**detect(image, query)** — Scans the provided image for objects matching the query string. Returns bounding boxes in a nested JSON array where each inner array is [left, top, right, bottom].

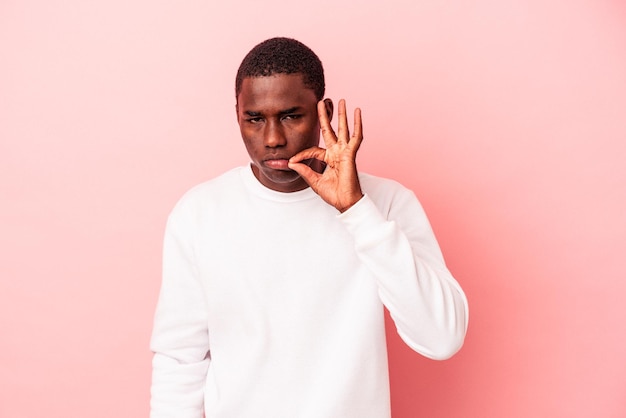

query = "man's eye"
[[247, 117, 263, 123], [282, 114, 300, 121]]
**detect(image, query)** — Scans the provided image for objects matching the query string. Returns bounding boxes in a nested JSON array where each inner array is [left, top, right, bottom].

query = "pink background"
[[2, 0, 625, 417]]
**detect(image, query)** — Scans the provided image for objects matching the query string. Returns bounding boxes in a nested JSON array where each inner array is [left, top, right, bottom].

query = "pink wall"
[[2, 0, 625, 417]]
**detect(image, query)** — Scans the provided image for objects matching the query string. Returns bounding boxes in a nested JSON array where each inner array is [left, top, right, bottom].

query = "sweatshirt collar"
[[240, 164, 318, 203]]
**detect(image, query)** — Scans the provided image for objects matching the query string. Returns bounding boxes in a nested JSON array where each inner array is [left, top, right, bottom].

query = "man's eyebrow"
[[243, 107, 303, 117], [278, 107, 302, 115]]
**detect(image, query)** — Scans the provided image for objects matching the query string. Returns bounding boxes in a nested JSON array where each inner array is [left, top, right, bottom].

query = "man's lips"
[[263, 158, 291, 170]]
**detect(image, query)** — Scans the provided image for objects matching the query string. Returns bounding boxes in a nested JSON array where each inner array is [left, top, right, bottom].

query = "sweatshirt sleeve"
[[150, 202, 210, 418], [338, 189, 468, 360]]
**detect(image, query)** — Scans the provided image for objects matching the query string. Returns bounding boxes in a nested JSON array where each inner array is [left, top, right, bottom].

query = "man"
[[150, 37, 468, 418]]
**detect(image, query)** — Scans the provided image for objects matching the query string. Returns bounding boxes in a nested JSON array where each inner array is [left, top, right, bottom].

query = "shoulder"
[[358, 172, 415, 201], [168, 167, 245, 221], [357, 172, 425, 219]]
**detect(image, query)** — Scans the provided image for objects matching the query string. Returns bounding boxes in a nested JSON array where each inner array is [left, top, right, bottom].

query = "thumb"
[[288, 161, 320, 187]]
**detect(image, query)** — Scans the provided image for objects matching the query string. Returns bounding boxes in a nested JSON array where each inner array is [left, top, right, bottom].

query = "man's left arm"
[[338, 186, 468, 360], [289, 98, 468, 359]]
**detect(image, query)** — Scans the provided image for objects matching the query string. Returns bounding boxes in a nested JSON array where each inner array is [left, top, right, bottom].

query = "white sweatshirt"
[[150, 165, 468, 418]]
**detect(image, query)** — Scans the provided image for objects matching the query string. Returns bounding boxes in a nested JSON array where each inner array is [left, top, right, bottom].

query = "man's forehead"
[[238, 73, 317, 106]]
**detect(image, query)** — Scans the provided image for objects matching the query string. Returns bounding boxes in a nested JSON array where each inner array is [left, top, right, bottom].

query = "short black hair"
[[235, 37, 325, 101]]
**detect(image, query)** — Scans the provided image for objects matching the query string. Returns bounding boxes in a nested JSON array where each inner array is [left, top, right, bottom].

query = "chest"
[[192, 197, 367, 316]]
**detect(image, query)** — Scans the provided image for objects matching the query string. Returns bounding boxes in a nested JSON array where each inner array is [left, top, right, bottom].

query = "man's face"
[[236, 73, 321, 193]]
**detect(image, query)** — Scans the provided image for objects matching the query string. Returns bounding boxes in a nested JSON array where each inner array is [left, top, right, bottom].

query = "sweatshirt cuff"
[[337, 194, 395, 249]]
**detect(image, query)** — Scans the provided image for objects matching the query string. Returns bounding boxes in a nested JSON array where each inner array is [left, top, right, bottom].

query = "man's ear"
[[323, 98, 333, 122]]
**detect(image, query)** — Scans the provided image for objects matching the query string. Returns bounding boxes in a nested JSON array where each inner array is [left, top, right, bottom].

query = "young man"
[[150, 37, 468, 418]]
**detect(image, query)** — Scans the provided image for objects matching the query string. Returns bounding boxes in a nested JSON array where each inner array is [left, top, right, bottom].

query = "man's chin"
[[265, 168, 300, 182]]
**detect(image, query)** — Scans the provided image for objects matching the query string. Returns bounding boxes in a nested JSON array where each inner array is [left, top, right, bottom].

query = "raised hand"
[[288, 99, 364, 213]]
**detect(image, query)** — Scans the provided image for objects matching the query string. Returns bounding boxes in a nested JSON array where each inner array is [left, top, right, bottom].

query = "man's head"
[[234, 37, 333, 193], [235, 37, 325, 103]]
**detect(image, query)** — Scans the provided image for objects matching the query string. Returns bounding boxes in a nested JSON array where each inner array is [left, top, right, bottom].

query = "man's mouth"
[[263, 158, 291, 170]]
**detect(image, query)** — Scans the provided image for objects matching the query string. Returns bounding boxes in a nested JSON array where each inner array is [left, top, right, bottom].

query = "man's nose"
[[264, 120, 286, 148]]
